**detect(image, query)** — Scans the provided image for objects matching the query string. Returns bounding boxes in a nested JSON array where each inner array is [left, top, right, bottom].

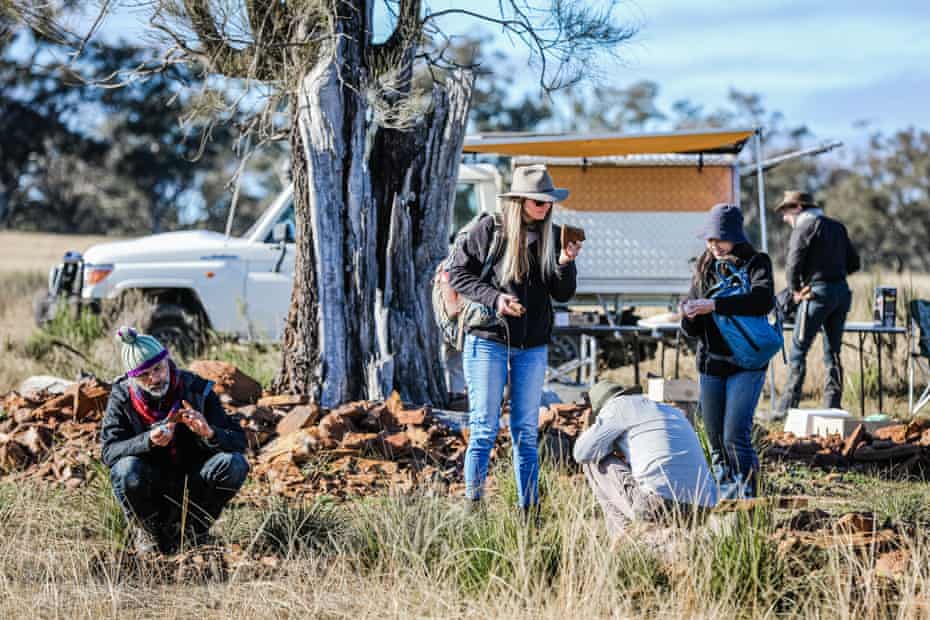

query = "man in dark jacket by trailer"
[[101, 326, 249, 554], [775, 191, 861, 417]]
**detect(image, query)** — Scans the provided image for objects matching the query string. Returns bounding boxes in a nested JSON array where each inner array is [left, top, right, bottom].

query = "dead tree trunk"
[[272, 17, 473, 407]]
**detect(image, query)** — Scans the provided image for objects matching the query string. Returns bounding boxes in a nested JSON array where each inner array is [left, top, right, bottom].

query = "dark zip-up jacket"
[[785, 213, 860, 291], [447, 215, 577, 349], [101, 369, 247, 471], [681, 248, 775, 377]]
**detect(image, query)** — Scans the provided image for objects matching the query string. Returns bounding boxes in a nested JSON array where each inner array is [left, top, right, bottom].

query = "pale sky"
[[617, 0, 929, 139], [422, 0, 930, 142], [65, 1, 930, 143]]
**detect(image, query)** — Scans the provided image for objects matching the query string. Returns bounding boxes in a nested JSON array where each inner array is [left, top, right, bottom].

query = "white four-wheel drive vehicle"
[[37, 164, 502, 352]]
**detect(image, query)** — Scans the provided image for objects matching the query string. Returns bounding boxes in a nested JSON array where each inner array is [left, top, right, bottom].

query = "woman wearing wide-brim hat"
[[447, 164, 583, 515], [680, 203, 775, 499]]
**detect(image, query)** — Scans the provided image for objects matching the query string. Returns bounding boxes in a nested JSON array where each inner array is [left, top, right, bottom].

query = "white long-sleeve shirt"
[[573, 395, 718, 508]]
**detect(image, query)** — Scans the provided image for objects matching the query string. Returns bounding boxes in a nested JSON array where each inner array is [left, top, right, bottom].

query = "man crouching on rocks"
[[101, 326, 249, 554]]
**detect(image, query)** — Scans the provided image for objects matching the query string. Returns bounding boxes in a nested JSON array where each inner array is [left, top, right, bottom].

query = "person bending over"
[[573, 381, 718, 539]]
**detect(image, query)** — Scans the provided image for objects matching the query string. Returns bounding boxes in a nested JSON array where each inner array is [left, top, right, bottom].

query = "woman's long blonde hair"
[[498, 197, 558, 286]]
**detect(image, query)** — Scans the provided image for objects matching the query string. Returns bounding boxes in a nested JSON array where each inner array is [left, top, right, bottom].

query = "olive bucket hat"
[[587, 380, 643, 417]]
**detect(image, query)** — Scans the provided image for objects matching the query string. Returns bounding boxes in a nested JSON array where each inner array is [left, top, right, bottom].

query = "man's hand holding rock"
[[178, 399, 215, 440]]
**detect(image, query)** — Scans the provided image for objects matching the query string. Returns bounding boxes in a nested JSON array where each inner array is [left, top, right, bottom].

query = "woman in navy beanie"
[[680, 204, 775, 499]]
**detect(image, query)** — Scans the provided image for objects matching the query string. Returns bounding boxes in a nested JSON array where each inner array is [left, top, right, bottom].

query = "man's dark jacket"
[[101, 370, 246, 471], [785, 213, 860, 291], [447, 216, 577, 349]]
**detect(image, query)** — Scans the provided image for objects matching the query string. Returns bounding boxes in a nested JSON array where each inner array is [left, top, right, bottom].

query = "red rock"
[[339, 432, 379, 451], [394, 407, 428, 426], [257, 394, 309, 408], [377, 432, 412, 458], [835, 513, 875, 534], [275, 405, 320, 437], [841, 424, 866, 459], [871, 424, 907, 443], [875, 549, 910, 578], [190, 360, 263, 404], [318, 412, 353, 443]]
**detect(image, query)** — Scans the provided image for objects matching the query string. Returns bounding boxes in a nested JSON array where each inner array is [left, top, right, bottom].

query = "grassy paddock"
[[0, 270, 280, 392], [0, 231, 122, 274], [0, 247, 929, 616], [0, 461, 929, 618]]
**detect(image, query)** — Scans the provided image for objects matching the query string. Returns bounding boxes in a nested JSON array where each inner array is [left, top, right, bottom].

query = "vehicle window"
[[264, 201, 295, 243], [452, 183, 480, 236], [243, 191, 289, 239]]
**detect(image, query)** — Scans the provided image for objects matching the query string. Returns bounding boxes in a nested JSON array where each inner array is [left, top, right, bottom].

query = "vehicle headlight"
[[84, 264, 114, 286]]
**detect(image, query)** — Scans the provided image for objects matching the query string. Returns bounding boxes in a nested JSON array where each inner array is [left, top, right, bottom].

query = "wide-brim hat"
[[698, 203, 749, 244], [775, 190, 818, 212], [498, 164, 569, 203]]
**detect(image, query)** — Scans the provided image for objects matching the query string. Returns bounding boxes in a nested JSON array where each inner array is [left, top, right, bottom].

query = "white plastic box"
[[648, 378, 699, 403], [783, 408, 850, 437], [810, 415, 894, 438]]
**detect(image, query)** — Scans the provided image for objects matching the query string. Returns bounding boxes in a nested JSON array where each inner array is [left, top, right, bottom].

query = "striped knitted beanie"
[[116, 326, 168, 377]]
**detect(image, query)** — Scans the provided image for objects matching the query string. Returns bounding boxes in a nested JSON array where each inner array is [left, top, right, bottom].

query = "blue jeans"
[[110, 452, 249, 536], [782, 281, 853, 409], [700, 370, 766, 499], [463, 334, 548, 507]]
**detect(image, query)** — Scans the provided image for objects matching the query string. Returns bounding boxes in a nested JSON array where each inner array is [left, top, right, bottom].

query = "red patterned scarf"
[[129, 360, 182, 426]]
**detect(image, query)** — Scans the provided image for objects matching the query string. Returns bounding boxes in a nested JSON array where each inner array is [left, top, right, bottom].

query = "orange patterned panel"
[[549, 165, 734, 212]]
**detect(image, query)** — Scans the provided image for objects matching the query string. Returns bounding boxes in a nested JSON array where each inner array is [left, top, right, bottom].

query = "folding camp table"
[[781, 321, 905, 415]]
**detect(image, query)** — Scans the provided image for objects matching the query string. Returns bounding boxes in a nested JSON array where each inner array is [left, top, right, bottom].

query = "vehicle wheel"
[[147, 304, 204, 357]]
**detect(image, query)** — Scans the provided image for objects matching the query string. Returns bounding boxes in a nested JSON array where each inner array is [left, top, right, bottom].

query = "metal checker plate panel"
[[553, 210, 704, 294]]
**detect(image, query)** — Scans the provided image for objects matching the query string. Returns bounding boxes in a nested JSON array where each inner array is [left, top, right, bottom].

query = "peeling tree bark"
[[149, 1, 475, 406], [270, 4, 473, 407]]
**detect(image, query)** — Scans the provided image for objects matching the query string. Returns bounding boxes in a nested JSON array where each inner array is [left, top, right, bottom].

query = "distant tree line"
[[0, 20, 284, 236], [1, 24, 926, 273]]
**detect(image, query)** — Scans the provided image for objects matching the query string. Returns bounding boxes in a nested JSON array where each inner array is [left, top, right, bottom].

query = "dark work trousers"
[[109, 452, 249, 545], [779, 281, 853, 411]]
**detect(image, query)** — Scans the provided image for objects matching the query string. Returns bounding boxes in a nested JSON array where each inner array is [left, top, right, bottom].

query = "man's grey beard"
[[132, 378, 170, 399]]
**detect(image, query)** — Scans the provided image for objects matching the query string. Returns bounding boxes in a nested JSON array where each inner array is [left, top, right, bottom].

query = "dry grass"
[[1, 464, 929, 619], [1, 235, 930, 617], [0, 231, 123, 389], [0, 231, 125, 274]]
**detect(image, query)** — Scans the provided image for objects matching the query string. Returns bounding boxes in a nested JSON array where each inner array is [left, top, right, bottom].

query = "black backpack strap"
[[479, 214, 504, 282]]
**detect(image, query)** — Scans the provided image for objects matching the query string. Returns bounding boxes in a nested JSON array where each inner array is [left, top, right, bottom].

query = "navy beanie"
[[699, 203, 749, 244]]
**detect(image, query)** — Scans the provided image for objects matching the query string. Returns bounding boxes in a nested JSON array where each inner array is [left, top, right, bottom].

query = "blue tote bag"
[[706, 259, 783, 369]]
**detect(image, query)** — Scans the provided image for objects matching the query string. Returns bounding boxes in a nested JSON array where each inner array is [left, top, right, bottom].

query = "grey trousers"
[[582, 456, 686, 540]]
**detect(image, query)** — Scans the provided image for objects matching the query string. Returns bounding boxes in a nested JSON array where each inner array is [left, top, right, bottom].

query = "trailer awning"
[[463, 128, 756, 157]]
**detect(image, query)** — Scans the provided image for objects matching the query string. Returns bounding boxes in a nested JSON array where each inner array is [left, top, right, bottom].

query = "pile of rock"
[[765, 419, 930, 470], [246, 392, 468, 499], [0, 360, 594, 499], [773, 509, 911, 578], [0, 377, 109, 487]]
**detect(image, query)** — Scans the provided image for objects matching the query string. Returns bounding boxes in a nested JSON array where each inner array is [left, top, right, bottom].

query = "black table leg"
[[633, 331, 641, 386], [858, 332, 865, 416], [876, 332, 884, 413]]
